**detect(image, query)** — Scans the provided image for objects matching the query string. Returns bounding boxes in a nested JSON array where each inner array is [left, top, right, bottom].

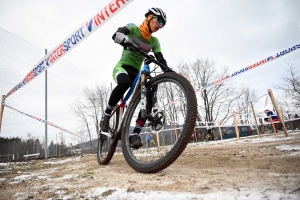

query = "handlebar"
[[121, 41, 170, 71]]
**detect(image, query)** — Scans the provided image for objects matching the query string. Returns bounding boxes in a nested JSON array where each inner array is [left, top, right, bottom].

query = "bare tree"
[[94, 84, 111, 129], [70, 100, 93, 148], [157, 82, 181, 123], [176, 57, 241, 125], [276, 95, 294, 112], [58, 131, 65, 146], [70, 84, 111, 148], [275, 63, 300, 109], [84, 85, 111, 141], [232, 86, 258, 124]]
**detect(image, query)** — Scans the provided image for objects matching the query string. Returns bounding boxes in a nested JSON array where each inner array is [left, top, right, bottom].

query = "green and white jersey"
[[115, 23, 161, 72]]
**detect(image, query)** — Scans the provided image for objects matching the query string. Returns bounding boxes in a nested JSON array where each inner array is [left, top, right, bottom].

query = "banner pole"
[[250, 101, 261, 137], [268, 89, 288, 137], [45, 49, 48, 159], [233, 112, 240, 140], [217, 121, 223, 142], [0, 95, 6, 133]]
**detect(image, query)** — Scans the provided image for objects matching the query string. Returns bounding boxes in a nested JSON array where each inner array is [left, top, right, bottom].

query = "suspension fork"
[[140, 64, 151, 118], [140, 73, 147, 118], [152, 85, 158, 112]]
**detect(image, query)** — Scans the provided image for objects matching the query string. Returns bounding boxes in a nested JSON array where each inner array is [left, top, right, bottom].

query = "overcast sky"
[[0, 0, 299, 142]]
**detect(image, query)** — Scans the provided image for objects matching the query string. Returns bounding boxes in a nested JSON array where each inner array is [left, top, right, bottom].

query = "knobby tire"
[[97, 109, 120, 165], [121, 72, 197, 173]]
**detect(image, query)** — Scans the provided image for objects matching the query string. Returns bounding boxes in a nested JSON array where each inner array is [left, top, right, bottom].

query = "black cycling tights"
[[108, 66, 138, 109], [107, 66, 156, 121]]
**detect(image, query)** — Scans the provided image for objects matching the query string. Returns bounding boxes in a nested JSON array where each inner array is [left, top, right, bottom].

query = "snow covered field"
[[1, 131, 300, 200]]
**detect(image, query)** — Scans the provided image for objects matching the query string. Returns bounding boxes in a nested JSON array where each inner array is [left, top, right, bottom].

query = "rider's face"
[[150, 16, 164, 32]]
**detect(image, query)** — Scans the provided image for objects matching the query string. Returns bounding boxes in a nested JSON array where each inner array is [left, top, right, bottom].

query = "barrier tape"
[[194, 125, 248, 128], [194, 117, 300, 128], [236, 93, 267, 114], [160, 43, 300, 109], [4, 104, 81, 138], [6, 0, 134, 98], [196, 43, 300, 92]]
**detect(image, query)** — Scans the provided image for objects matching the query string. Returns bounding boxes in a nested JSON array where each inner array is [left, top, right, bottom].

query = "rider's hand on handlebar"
[[114, 32, 128, 44], [144, 55, 155, 65]]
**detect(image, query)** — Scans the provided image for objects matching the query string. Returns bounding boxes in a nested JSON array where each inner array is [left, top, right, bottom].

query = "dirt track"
[[1, 132, 300, 199]]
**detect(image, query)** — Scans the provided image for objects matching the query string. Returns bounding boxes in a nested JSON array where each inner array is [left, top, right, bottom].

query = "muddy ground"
[[1, 132, 300, 199]]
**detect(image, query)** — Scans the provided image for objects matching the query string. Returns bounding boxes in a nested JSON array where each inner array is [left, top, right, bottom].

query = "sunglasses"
[[154, 16, 165, 27]]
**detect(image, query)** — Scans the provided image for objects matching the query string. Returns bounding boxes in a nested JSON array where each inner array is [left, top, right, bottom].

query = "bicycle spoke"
[[122, 73, 197, 173]]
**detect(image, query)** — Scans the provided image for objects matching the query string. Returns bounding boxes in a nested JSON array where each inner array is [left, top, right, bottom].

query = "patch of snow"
[[86, 187, 299, 200], [44, 157, 81, 165], [0, 178, 7, 183], [55, 174, 76, 180], [276, 145, 300, 151], [36, 175, 51, 181]]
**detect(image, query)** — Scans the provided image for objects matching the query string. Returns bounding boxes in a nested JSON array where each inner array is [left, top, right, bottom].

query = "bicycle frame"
[[105, 59, 153, 138]]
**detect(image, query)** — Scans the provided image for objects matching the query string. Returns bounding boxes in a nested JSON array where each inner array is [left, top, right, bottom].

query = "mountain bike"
[[97, 42, 197, 173]]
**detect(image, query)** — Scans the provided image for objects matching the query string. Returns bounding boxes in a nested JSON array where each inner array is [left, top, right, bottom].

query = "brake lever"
[[144, 55, 156, 65]]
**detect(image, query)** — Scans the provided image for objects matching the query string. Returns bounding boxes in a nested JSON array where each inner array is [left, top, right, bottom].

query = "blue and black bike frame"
[[109, 42, 164, 134], [111, 62, 151, 117]]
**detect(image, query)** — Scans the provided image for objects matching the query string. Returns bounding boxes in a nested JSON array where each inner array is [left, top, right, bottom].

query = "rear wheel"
[[284, 121, 293, 131], [260, 124, 270, 133], [97, 109, 120, 165], [121, 72, 197, 173]]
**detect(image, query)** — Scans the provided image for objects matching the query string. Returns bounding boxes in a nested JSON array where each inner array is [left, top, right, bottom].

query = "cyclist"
[[264, 109, 279, 132], [100, 8, 172, 149], [264, 109, 279, 122], [146, 133, 151, 145], [205, 126, 215, 141]]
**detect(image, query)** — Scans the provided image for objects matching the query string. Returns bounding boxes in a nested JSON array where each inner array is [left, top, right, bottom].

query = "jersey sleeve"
[[125, 23, 137, 36], [152, 37, 162, 53], [112, 26, 130, 40]]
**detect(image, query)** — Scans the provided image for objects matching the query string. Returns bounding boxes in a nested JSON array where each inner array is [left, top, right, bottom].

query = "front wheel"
[[283, 121, 293, 131], [121, 72, 197, 173], [97, 109, 120, 165]]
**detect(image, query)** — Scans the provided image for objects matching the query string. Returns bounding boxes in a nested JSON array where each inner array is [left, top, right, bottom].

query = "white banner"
[[6, 0, 134, 97]]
